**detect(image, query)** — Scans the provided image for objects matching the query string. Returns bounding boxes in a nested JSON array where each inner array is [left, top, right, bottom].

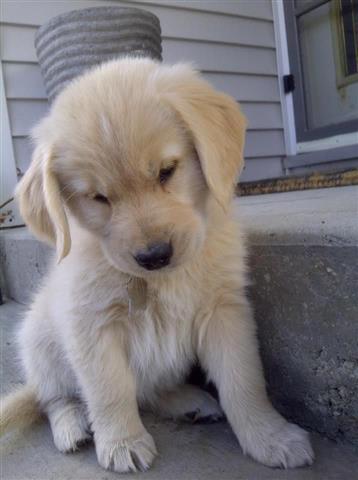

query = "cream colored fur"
[[1, 58, 313, 472]]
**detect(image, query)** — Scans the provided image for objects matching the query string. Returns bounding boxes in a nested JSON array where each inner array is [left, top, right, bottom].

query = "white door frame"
[[272, 0, 297, 157], [1, 60, 22, 227]]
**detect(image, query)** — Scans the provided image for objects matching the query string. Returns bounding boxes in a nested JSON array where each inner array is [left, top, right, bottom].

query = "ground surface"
[[1, 300, 358, 480]]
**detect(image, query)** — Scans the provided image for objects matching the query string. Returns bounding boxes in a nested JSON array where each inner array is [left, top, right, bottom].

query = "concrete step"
[[237, 186, 358, 447], [1, 186, 357, 448]]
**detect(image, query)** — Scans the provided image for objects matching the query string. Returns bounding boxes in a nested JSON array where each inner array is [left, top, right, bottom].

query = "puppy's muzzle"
[[134, 242, 173, 270]]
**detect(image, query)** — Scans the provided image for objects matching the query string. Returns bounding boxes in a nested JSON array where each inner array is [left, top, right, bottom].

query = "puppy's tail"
[[0, 385, 41, 436]]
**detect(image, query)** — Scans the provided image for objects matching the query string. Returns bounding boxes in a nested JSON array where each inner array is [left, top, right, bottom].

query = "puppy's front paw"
[[243, 421, 314, 469], [96, 430, 157, 473]]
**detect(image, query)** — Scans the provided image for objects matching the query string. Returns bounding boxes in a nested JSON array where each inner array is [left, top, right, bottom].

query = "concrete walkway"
[[1, 301, 358, 480]]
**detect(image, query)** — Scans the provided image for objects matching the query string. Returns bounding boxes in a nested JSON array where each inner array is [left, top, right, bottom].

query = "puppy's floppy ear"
[[15, 142, 71, 262], [163, 68, 247, 209]]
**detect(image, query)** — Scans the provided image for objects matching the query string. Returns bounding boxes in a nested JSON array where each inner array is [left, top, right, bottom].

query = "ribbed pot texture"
[[35, 7, 162, 102]]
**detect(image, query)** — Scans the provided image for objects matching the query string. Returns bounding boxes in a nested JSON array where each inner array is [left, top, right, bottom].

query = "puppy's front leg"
[[70, 321, 156, 473], [198, 300, 313, 468]]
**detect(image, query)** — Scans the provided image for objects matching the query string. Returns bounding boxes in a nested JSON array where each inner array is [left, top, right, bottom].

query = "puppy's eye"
[[159, 164, 176, 184], [92, 193, 109, 204]]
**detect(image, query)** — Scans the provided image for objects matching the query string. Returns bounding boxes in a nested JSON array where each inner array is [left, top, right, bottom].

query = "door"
[[284, 0, 358, 152]]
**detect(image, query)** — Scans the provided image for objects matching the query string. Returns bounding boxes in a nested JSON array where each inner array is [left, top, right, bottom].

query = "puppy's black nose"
[[134, 243, 173, 270]]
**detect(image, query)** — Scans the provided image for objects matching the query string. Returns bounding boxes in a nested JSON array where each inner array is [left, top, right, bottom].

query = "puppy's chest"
[[128, 283, 198, 396]]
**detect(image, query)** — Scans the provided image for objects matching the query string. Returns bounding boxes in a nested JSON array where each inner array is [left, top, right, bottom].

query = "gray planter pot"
[[35, 7, 162, 102]]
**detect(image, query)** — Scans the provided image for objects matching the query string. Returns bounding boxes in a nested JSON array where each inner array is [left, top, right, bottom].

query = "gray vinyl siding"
[[1, 0, 285, 182]]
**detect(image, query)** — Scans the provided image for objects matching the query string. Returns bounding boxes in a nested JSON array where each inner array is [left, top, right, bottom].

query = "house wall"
[[1, 0, 285, 183]]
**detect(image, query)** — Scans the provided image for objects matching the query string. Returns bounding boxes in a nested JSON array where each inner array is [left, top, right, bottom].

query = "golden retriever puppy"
[[1, 58, 313, 472]]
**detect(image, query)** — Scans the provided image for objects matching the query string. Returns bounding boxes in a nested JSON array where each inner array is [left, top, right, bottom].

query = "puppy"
[[1, 58, 313, 472]]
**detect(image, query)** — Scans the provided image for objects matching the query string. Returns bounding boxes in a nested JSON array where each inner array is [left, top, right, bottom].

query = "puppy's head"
[[16, 58, 246, 276]]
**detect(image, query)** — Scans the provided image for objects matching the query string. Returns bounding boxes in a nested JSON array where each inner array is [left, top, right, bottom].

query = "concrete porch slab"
[[1, 301, 358, 480]]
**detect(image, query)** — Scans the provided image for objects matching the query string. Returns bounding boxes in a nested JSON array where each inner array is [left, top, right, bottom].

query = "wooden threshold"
[[236, 169, 358, 196]]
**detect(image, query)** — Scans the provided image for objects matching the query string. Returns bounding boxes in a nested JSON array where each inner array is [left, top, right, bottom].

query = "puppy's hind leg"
[[19, 312, 91, 453], [152, 384, 224, 423]]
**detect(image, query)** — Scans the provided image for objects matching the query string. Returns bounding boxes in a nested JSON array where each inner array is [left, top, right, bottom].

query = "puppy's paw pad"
[[247, 422, 314, 469], [96, 431, 157, 473]]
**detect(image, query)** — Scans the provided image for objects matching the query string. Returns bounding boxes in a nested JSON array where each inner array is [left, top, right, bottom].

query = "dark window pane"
[[340, 0, 358, 75]]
